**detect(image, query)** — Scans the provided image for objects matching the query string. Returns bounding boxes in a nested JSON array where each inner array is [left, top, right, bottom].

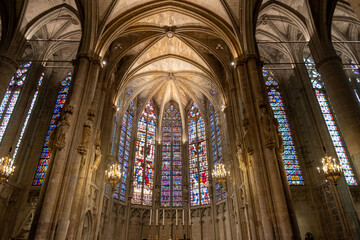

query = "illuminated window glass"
[[348, 60, 360, 103], [114, 105, 134, 201], [188, 102, 210, 206], [209, 102, 227, 200], [132, 101, 156, 205], [161, 104, 182, 207], [32, 72, 72, 186], [263, 70, 304, 185], [0, 62, 32, 143], [13, 73, 44, 160], [304, 58, 357, 185]]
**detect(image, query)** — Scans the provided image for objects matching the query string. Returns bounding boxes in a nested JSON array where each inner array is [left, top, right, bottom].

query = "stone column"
[[31, 55, 98, 239], [235, 56, 295, 240], [312, 53, 360, 175], [54, 59, 101, 240], [0, 55, 18, 102]]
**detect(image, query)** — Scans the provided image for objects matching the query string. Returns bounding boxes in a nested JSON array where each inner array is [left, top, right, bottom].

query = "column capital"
[[72, 52, 101, 66], [316, 55, 342, 71], [234, 54, 263, 67]]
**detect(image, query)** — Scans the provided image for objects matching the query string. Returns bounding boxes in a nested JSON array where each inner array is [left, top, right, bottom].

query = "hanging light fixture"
[[0, 153, 15, 183], [105, 162, 122, 189], [317, 154, 343, 184], [211, 162, 229, 184]]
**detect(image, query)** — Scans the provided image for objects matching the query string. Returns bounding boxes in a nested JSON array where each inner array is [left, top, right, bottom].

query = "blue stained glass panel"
[[263, 70, 304, 185]]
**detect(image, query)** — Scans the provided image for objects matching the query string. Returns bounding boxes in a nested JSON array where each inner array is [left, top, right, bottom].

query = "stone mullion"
[[183, 112, 190, 235], [124, 103, 139, 240], [204, 101, 218, 240]]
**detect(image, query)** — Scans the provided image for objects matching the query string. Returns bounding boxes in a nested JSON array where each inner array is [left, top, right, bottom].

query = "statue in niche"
[[49, 105, 73, 151], [92, 129, 102, 171], [78, 109, 96, 154]]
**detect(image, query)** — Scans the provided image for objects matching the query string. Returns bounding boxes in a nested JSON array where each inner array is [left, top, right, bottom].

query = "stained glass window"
[[161, 104, 182, 207], [115, 105, 134, 201], [32, 72, 72, 186], [263, 70, 304, 185], [13, 73, 44, 160], [304, 58, 357, 185], [188, 102, 210, 206], [209, 102, 227, 199], [132, 101, 156, 205], [0, 62, 32, 143], [348, 60, 360, 103]]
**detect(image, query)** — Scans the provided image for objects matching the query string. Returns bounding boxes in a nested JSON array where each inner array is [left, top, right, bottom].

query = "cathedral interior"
[[0, 0, 360, 239]]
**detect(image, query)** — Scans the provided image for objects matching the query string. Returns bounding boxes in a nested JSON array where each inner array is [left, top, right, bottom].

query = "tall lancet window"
[[188, 102, 210, 206], [161, 104, 182, 207], [115, 103, 134, 201], [33, 72, 72, 186], [132, 101, 156, 205], [263, 70, 304, 185], [209, 102, 226, 200], [304, 58, 357, 185], [0, 62, 32, 143], [13, 73, 45, 160]]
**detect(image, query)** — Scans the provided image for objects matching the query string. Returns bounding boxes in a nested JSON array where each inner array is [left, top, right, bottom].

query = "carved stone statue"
[[92, 129, 102, 171], [78, 109, 96, 155], [258, 101, 275, 149], [49, 105, 73, 151]]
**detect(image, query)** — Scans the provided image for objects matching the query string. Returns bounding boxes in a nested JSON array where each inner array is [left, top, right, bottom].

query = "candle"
[[163, 209, 165, 226], [189, 209, 191, 225], [156, 209, 158, 226], [176, 209, 178, 225], [182, 209, 184, 225], [150, 209, 152, 226]]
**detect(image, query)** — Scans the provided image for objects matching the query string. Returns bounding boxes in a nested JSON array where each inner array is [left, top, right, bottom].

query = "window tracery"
[[304, 58, 357, 186], [0, 62, 32, 143], [115, 103, 134, 201], [132, 101, 156, 205], [209, 102, 226, 200], [161, 104, 182, 207], [188, 102, 210, 206]]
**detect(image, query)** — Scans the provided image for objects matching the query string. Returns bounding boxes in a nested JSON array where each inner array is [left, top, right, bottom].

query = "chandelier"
[[212, 162, 229, 184], [0, 155, 15, 183], [105, 162, 122, 188], [317, 154, 343, 183]]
